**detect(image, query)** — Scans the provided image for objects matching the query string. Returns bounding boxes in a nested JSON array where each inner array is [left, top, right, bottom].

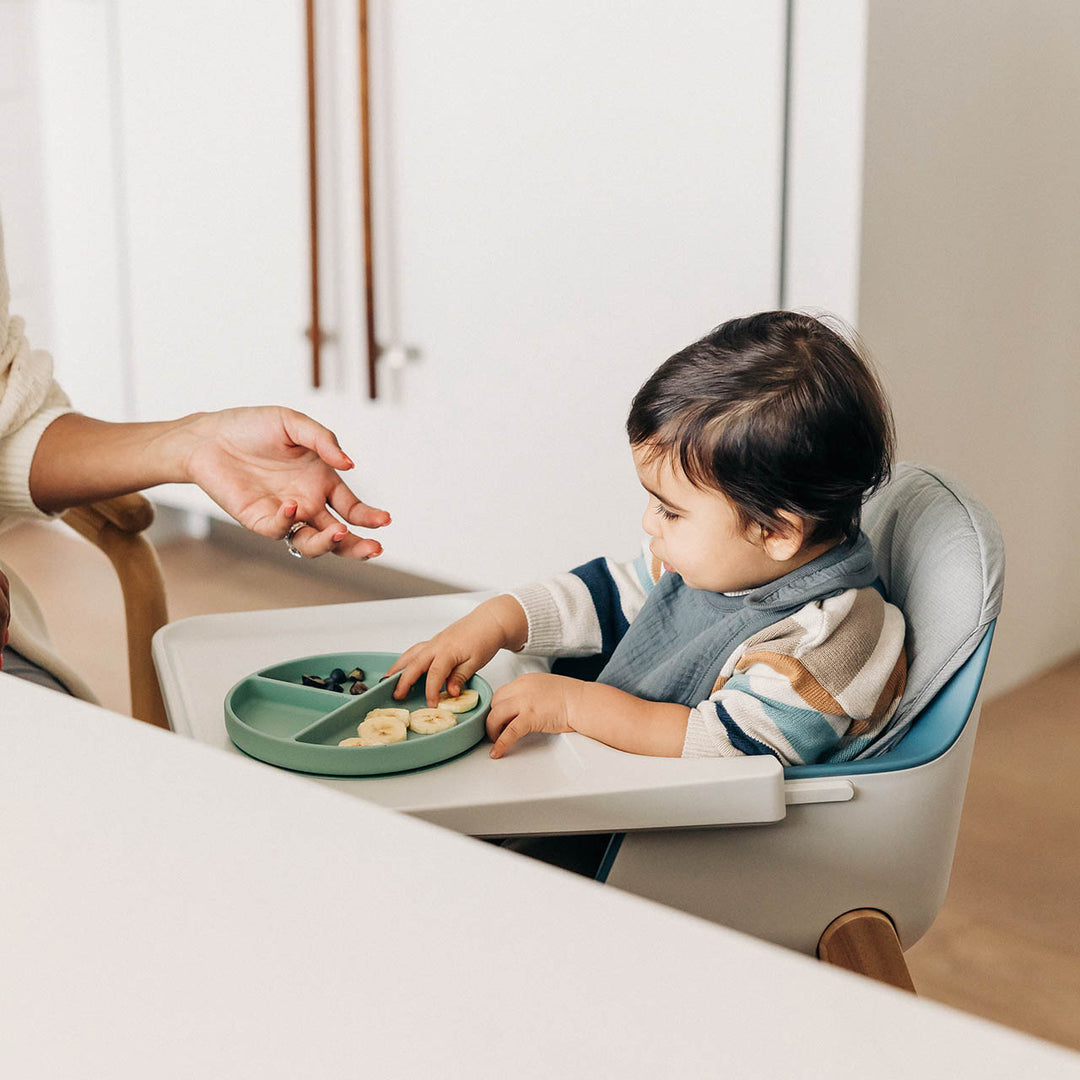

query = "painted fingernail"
[[284, 503, 297, 517], [333, 531, 348, 542]]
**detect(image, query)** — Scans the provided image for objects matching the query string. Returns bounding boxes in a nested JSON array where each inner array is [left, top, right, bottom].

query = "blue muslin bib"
[[596, 532, 880, 707]]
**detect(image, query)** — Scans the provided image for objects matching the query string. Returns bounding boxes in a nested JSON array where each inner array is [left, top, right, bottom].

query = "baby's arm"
[[486, 674, 689, 759], [509, 540, 658, 663], [389, 541, 658, 707], [489, 589, 906, 762], [387, 594, 528, 706]]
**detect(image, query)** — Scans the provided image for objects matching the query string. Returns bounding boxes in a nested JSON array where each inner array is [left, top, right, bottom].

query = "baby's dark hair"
[[627, 311, 895, 547]]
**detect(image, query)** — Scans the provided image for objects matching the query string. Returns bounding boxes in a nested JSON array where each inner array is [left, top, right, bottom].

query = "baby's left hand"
[[486, 673, 582, 758]]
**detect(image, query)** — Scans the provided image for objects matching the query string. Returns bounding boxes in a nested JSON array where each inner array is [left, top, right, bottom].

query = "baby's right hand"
[[386, 594, 529, 707]]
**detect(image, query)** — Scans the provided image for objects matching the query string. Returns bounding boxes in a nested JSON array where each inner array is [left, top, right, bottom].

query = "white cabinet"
[[113, 1, 310, 420], [350, 2, 786, 588], [28, 2, 867, 589], [110, 0, 788, 587]]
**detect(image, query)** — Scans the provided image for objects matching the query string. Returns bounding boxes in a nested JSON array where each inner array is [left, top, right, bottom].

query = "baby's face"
[[632, 447, 783, 593]]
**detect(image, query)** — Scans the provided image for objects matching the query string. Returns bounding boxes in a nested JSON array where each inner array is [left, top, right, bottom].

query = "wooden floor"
[[2, 518, 1079, 1053]]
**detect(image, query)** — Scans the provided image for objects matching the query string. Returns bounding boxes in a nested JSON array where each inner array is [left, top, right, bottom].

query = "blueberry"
[[327, 682, 344, 694], [328, 668, 347, 684]]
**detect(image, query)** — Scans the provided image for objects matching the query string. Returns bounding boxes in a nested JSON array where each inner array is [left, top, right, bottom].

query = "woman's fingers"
[[280, 408, 355, 472], [279, 484, 388, 561], [327, 476, 391, 530], [289, 507, 357, 557], [332, 534, 383, 560], [284, 521, 346, 559]]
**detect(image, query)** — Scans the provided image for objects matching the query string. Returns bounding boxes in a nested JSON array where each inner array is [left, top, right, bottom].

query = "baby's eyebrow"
[[642, 482, 688, 514]]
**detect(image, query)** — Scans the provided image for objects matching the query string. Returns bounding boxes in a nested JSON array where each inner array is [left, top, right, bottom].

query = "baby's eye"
[[654, 503, 680, 522]]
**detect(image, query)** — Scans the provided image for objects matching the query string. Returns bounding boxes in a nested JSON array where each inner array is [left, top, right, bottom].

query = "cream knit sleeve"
[[0, 213, 73, 519]]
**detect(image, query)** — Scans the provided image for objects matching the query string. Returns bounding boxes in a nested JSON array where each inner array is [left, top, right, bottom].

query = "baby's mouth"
[[651, 545, 674, 574]]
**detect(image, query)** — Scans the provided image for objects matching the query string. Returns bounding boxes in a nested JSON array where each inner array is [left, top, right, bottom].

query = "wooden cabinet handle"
[[359, 0, 379, 399], [306, 0, 380, 397]]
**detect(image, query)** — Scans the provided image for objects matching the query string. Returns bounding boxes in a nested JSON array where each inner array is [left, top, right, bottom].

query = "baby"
[[389, 311, 907, 765]]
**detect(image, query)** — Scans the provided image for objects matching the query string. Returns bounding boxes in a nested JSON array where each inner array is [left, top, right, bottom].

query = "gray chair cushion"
[[862, 462, 1005, 747]]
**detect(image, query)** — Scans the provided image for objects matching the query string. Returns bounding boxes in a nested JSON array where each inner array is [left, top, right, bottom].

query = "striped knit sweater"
[[509, 538, 908, 765]]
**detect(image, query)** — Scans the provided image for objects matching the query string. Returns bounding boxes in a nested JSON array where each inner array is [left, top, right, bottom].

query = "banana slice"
[[356, 715, 408, 745], [437, 688, 480, 714], [409, 708, 458, 735], [338, 737, 364, 747], [359, 707, 410, 732]]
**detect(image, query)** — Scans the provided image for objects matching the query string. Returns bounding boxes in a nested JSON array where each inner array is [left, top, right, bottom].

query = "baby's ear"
[[761, 511, 806, 562]]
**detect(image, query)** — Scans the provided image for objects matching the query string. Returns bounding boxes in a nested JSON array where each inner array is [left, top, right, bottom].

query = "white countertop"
[[2, 673, 1080, 1078]]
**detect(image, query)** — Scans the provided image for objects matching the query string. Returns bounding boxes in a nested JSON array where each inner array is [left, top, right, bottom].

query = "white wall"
[[0, 0, 51, 346], [858, 1, 1080, 695], [34, 0, 130, 422]]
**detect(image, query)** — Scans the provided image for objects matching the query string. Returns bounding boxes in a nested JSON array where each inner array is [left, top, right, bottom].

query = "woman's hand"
[[31, 407, 389, 560], [386, 595, 528, 706], [181, 407, 390, 559], [486, 673, 581, 758]]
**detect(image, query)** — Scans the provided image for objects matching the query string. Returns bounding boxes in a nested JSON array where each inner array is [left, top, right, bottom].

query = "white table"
[[3, 673, 1079, 1078], [152, 593, 849, 836]]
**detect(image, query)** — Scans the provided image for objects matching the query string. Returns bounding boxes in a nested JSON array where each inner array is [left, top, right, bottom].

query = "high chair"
[[152, 462, 1004, 993]]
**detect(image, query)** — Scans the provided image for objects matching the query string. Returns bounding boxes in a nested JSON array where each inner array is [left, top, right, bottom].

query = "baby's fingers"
[[445, 662, 475, 700], [387, 644, 434, 700], [424, 653, 464, 708], [488, 715, 528, 759], [486, 696, 526, 759]]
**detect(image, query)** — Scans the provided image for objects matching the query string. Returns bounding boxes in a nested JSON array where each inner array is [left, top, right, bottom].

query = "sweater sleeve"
[[682, 587, 908, 765], [0, 213, 74, 520], [508, 537, 661, 657]]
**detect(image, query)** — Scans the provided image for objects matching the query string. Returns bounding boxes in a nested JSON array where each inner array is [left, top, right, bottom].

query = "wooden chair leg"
[[817, 909, 917, 994], [62, 495, 170, 730]]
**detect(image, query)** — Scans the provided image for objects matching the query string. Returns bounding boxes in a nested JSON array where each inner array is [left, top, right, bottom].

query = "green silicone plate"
[[224, 652, 491, 776]]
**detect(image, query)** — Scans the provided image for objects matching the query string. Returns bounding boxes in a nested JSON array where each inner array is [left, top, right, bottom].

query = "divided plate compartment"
[[224, 652, 491, 776]]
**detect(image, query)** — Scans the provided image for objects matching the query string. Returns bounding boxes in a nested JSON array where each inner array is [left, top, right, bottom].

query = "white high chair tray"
[[153, 591, 786, 835]]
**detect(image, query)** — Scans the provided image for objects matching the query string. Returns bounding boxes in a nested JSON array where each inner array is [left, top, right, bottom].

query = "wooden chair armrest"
[[61, 494, 170, 729], [63, 492, 156, 537]]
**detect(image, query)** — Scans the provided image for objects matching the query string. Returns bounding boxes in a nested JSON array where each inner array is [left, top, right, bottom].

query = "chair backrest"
[[786, 462, 1005, 778]]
